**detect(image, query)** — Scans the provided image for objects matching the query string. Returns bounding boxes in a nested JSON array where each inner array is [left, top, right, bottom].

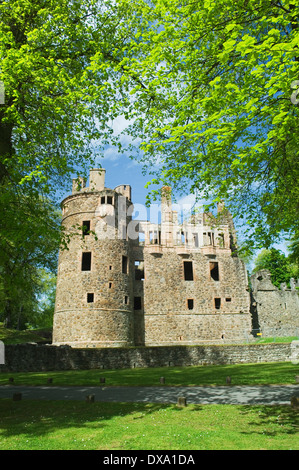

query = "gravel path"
[[1, 384, 298, 405]]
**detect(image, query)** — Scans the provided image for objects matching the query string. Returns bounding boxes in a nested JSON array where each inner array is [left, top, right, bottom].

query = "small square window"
[[87, 293, 94, 303]]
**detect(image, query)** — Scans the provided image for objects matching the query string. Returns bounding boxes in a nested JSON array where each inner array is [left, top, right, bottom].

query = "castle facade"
[[52, 168, 252, 348]]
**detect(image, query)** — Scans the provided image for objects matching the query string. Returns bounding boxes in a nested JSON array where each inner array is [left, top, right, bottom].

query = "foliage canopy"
[[111, 0, 299, 253]]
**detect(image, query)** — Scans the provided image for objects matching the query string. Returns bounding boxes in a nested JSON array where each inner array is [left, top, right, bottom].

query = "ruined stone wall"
[[139, 249, 251, 345], [251, 270, 299, 337]]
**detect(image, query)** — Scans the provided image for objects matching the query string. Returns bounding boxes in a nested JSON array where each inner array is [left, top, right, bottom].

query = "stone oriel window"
[[82, 220, 90, 237], [215, 298, 221, 309], [81, 252, 91, 271], [183, 261, 193, 281], [87, 293, 94, 303]]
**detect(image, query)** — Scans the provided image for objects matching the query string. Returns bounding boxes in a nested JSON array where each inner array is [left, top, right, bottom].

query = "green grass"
[[0, 400, 298, 450], [255, 336, 299, 343], [1, 362, 298, 387]]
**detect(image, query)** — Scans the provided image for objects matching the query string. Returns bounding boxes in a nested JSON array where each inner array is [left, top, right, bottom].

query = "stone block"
[[290, 396, 299, 410], [86, 394, 95, 403], [13, 393, 22, 401], [177, 397, 187, 407]]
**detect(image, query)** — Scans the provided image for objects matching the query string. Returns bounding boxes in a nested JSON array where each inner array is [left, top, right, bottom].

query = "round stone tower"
[[52, 168, 136, 347]]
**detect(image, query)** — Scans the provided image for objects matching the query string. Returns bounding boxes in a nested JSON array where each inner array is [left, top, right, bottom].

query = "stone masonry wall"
[[140, 248, 251, 345], [251, 270, 299, 336], [0, 342, 293, 372]]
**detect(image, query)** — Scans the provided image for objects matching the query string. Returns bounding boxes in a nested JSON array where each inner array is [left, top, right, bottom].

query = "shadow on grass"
[[239, 405, 299, 437], [0, 399, 189, 442]]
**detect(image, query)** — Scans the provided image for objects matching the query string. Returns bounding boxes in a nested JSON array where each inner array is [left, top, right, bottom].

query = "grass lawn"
[[0, 399, 298, 450], [1, 349, 298, 450], [0, 361, 298, 387]]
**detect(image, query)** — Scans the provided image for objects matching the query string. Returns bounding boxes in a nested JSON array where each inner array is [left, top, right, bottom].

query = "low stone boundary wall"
[[0, 342, 294, 372]]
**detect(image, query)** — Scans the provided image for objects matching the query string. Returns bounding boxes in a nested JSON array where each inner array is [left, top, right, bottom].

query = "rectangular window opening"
[[87, 293, 94, 303], [139, 231, 145, 244], [134, 296, 142, 310], [81, 252, 91, 271], [124, 295, 129, 305], [109, 282, 112, 289], [215, 298, 221, 310], [101, 196, 106, 204], [135, 260, 144, 280], [184, 261, 193, 281], [107, 196, 113, 205], [122, 255, 128, 274], [82, 220, 90, 237], [187, 299, 194, 310], [193, 233, 199, 248], [210, 261, 219, 281], [226, 297, 231, 302]]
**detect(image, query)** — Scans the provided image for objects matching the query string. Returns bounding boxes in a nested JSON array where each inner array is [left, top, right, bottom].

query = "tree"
[[0, 182, 61, 328], [111, 0, 299, 254], [253, 247, 298, 287], [0, 0, 135, 328], [0, 0, 133, 193]]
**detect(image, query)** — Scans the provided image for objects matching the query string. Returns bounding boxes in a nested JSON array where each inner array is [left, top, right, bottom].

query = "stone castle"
[[52, 168, 254, 348]]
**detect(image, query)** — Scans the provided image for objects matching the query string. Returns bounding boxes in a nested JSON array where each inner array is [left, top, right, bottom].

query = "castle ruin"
[[52, 168, 252, 348]]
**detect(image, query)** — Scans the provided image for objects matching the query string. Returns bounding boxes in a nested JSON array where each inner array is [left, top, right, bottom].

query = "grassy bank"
[[0, 324, 51, 344], [0, 362, 298, 387]]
